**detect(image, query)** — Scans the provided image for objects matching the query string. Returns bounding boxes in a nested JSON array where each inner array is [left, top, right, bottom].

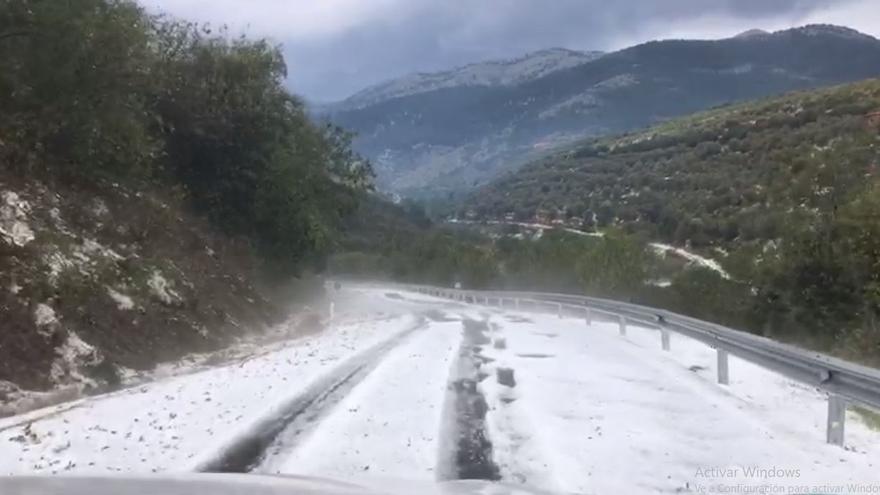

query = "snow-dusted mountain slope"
[[330, 48, 604, 111]]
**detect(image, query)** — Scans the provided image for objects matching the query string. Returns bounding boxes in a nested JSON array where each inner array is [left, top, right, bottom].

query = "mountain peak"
[[731, 25, 876, 43], [785, 24, 876, 41], [521, 47, 587, 57], [733, 29, 769, 39]]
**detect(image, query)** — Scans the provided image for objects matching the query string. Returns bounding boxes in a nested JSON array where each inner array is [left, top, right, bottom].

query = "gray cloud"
[[145, 0, 878, 102]]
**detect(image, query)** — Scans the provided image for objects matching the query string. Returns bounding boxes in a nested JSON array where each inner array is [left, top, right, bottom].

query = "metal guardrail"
[[404, 284, 880, 447]]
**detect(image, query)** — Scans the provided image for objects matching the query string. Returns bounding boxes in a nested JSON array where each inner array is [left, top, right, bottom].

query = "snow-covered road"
[[0, 289, 431, 474], [479, 311, 880, 493], [1, 286, 878, 494], [256, 315, 463, 479]]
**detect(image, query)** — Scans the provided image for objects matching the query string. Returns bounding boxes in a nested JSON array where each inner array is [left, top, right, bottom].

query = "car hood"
[[0, 473, 559, 495]]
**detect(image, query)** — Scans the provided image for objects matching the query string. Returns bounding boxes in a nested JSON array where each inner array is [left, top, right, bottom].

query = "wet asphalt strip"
[[194, 316, 428, 474], [444, 318, 502, 481]]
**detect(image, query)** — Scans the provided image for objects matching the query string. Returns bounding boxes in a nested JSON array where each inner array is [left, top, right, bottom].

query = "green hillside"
[[461, 79, 880, 363], [469, 79, 880, 252]]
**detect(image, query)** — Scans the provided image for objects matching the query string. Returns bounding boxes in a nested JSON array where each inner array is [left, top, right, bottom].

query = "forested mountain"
[[455, 78, 880, 362], [323, 25, 880, 196]]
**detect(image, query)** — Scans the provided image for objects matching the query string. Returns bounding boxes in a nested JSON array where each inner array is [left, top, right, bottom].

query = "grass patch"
[[853, 406, 880, 431]]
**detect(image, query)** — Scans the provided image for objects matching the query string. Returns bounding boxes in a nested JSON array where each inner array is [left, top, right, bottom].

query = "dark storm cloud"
[[145, 0, 875, 101]]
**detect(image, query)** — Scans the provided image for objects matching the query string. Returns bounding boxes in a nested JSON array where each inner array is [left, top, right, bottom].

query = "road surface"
[[1, 286, 878, 494]]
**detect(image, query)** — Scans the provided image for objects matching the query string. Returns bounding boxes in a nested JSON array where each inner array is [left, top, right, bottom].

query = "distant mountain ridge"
[[320, 24, 880, 196], [326, 48, 605, 112]]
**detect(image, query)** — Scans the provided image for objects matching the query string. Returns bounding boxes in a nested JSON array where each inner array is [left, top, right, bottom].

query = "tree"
[[0, 0, 374, 277], [577, 232, 652, 298], [0, 0, 157, 179]]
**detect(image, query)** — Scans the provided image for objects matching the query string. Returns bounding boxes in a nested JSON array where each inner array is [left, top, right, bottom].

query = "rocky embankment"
[[0, 174, 293, 415]]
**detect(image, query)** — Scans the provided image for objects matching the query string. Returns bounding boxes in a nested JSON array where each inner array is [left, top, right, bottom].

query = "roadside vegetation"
[[0, 0, 371, 399], [0, 0, 372, 276]]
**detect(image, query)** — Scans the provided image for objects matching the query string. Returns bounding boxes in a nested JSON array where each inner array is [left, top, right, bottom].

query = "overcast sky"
[[142, 0, 880, 102]]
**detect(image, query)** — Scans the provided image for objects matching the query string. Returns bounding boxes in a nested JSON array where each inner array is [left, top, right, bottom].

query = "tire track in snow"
[[193, 316, 429, 473], [262, 314, 464, 479], [480, 316, 561, 491]]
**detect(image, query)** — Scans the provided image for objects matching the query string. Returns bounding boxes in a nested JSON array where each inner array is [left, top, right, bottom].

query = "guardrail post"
[[826, 395, 846, 446], [619, 315, 627, 336], [717, 350, 729, 385], [515, 298, 520, 310], [557, 303, 563, 318], [585, 307, 592, 326], [661, 327, 671, 351]]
